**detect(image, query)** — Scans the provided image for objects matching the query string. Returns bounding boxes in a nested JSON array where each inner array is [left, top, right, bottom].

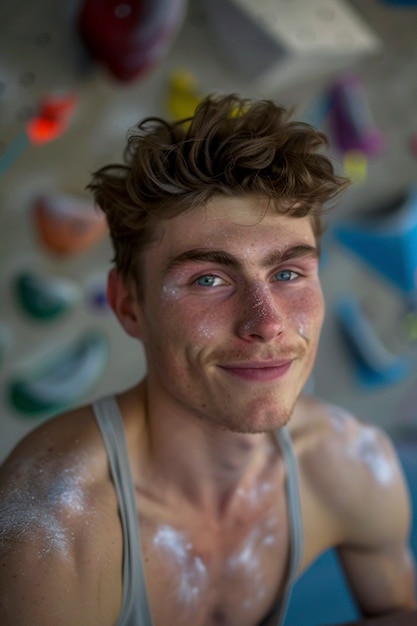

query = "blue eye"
[[196, 275, 221, 287], [274, 270, 298, 282]]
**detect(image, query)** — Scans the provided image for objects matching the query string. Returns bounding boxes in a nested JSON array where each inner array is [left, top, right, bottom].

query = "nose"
[[236, 282, 284, 342]]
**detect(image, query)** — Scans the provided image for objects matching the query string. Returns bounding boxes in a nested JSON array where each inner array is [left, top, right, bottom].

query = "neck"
[[140, 382, 277, 518]]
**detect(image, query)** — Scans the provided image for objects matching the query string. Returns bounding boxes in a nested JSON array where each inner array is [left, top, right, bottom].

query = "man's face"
[[136, 196, 324, 433]]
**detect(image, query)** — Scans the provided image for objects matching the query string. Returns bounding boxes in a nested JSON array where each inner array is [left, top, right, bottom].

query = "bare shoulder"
[[0, 403, 110, 529], [290, 394, 411, 546], [0, 404, 122, 625]]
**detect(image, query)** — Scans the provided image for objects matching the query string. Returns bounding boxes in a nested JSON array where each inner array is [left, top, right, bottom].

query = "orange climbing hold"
[[26, 93, 78, 145], [33, 193, 108, 255]]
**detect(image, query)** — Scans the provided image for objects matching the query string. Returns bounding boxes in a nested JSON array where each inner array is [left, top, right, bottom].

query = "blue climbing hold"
[[333, 186, 417, 298], [336, 296, 411, 388]]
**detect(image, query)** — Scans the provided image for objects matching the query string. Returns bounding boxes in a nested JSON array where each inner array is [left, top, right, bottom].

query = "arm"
[[0, 540, 105, 626], [337, 537, 415, 617], [335, 423, 416, 617], [338, 608, 417, 626], [0, 412, 122, 626]]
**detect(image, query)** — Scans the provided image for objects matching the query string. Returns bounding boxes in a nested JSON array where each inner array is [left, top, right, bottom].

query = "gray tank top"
[[93, 395, 303, 626]]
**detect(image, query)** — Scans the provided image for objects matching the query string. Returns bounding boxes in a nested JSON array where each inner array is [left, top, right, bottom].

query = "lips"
[[218, 359, 294, 382]]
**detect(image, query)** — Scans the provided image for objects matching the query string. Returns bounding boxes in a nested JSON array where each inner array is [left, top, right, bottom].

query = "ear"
[[107, 268, 144, 339]]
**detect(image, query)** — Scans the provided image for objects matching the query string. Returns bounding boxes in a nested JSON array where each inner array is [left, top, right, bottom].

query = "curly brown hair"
[[88, 93, 349, 291]]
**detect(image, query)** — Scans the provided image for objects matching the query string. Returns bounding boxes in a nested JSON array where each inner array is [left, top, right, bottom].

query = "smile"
[[218, 360, 294, 382]]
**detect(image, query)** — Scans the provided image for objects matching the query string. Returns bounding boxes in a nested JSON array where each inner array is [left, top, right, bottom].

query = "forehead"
[[150, 196, 316, 257]]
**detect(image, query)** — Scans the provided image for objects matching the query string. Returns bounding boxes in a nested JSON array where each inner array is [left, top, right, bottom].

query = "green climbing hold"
[[9, 331, 108, 416], [15, 271, 80, 321]]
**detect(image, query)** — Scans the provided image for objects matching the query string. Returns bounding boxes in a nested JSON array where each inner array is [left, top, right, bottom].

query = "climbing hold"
[[14, 271, 80, 321], [336, 296, 411, 388], [84, 272, 110, 313], [342, 150, 368, 184], [167, 70, 202, 121], [25, 92, 78, 146], [9, 331, 108, 416], [77, 0, 188, 82], [327, 72, 384, 157], [33, 192, 108, 256], [333, 186, 417, 298]]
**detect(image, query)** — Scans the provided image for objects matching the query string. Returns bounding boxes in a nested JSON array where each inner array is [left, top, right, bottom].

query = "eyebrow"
[[165, 244, 319, 273], [263, 244, 320, 266]]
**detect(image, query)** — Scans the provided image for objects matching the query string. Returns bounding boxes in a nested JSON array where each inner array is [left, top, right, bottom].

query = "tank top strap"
[[272, 425, 304, 626], [93, 395, 154, 626]]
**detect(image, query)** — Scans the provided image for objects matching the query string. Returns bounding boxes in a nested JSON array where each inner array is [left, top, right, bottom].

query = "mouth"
[[218, 359, 294, 382]]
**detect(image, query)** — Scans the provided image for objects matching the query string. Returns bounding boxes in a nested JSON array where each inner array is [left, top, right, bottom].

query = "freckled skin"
[[135, 196, 324, 434]]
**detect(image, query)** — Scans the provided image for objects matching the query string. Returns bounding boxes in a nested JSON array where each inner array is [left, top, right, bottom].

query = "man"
[[0, 94, 415, 626]]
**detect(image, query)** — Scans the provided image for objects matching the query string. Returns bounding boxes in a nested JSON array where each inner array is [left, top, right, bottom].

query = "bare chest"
[[140, 499, 291, 626]]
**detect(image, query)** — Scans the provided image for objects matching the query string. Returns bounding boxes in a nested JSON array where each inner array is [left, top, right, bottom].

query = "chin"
[[220, 406, 293, 435]]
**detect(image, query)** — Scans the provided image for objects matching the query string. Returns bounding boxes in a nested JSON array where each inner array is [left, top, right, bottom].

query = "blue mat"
[[284, 439, 417, 625]]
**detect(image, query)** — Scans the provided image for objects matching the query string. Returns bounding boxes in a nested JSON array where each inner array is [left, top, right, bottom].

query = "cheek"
[[289, 287, 324, 340], [152, 293, 228, 347], [187, 308, 235, 353], [194, 318, 218, 340]]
